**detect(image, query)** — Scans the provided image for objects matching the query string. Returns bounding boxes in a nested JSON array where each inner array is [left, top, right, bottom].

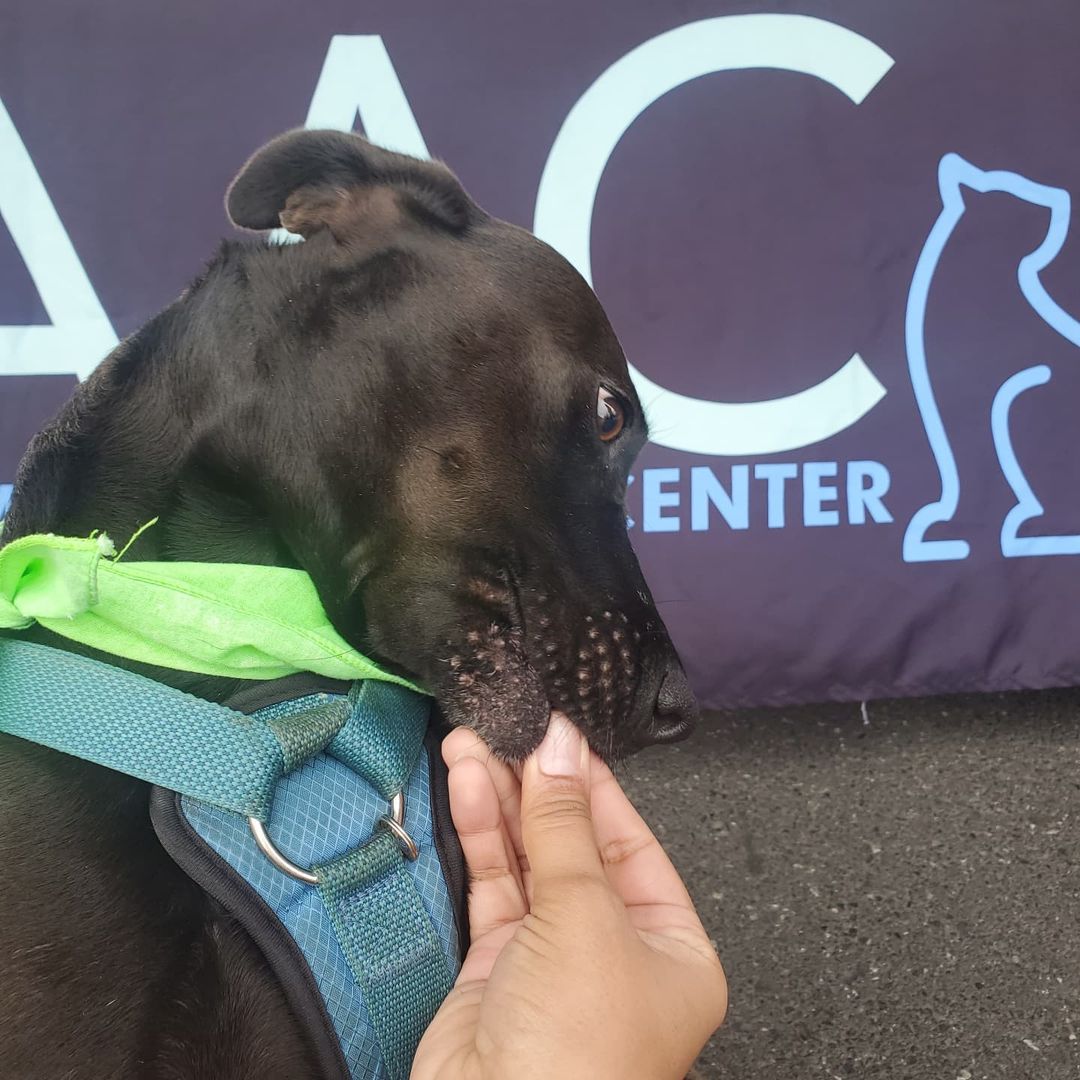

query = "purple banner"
[[5, 1, 1080, 708]]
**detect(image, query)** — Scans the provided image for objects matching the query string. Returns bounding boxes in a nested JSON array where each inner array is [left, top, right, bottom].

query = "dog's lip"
[[500, 565, 529, 646], [503, 570, 524, 630], [500, 565, 558, 713]]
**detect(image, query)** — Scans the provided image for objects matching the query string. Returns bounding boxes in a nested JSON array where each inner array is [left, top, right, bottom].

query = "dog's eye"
[[597, 388, 625, 442]]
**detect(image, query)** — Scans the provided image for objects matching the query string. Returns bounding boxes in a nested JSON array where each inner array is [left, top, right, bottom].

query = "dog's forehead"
[[439, 221, 635, 388]]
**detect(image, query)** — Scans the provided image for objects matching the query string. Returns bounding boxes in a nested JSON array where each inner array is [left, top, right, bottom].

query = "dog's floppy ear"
[[225, 128, 479, 240]]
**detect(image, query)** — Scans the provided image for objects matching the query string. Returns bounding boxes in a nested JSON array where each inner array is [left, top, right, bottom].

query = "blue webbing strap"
[[0, 639, 287, 819], [0, 637, 454, 1077], [318, 680, 456, 1078], [318, 833, 455, 1080], [331, 680, 428, 801]]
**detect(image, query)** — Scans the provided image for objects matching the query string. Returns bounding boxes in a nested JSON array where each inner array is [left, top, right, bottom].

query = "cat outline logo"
[[904, 152, 1080, 563]]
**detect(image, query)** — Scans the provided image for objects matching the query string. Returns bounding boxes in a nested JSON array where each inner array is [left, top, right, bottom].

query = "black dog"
[[0, 130, 697, 1077]]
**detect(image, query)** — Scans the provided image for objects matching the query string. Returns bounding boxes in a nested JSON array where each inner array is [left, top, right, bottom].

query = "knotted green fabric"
[[0, 530, 425, 691]]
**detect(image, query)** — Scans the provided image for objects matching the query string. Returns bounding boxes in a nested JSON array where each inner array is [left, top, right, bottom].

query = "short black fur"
[[0, 129, 698, 1076]]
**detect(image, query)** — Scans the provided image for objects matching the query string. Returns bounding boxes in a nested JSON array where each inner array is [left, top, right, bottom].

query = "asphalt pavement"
[[620, 689, 1080, 1080]]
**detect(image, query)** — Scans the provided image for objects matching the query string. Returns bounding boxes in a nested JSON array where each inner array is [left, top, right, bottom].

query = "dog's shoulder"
[[0, 733, 320, 1078]]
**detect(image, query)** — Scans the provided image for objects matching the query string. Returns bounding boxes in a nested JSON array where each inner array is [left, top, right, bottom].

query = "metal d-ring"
[[381, 792, 420, 861], [248, 816, 320, 884], [248, 789, 418, 884]]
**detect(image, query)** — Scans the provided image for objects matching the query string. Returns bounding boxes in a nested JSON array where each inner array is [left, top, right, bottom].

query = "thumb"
[[520, 712, 605, 896]]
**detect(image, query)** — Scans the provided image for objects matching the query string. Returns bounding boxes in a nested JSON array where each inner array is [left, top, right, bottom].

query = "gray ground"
[[621, 689, 1080, 1080]]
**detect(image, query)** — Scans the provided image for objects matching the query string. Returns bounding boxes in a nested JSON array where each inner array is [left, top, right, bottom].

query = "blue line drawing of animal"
[[904, 153, 1080, 563]]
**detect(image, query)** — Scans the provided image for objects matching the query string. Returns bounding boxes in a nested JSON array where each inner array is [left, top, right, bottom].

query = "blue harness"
[[0, 638, 465, 1079]]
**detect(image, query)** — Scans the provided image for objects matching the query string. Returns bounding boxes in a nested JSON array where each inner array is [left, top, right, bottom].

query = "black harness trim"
[[425, 712, 470, 954], [150, 784, 350, 1078]]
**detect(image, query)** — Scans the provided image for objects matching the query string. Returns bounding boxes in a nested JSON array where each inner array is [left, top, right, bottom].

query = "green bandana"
[[0, 529, 425, 693]]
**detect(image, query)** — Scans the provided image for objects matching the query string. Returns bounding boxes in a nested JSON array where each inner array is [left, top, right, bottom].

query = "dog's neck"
[[4, 337, 300, 704]]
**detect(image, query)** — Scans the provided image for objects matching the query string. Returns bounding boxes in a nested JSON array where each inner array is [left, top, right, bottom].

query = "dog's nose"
[[646, 661, 699, 745]]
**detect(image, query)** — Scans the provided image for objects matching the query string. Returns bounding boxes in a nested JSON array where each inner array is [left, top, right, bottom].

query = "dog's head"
[[9, 129, 697, 761]]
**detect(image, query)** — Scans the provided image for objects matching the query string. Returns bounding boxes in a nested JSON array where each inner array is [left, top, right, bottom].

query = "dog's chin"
[[428, 615, 565, 760], [435, 634, 551, 761], [429, 618, 631, 763]]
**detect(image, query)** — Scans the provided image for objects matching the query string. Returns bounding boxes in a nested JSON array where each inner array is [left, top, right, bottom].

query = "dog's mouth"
[[357, 541, 696, 762], [425, 564, 694, 763]]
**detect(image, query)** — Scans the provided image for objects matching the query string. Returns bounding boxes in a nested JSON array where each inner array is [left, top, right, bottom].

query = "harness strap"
[[332, 680, 428, 802], [318, 832, 455, 1080], [0, 637, 454, 1077], [0, 639, 288, 819], [312, 681, 455, 1076], [268, 699, 351, 772]]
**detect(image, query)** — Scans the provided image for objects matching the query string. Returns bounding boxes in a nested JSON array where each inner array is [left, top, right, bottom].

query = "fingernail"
[[536, 712, 585, 778]]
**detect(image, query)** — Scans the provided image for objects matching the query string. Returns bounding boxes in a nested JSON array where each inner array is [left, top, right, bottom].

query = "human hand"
[[411, 713, 727, 1080]]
